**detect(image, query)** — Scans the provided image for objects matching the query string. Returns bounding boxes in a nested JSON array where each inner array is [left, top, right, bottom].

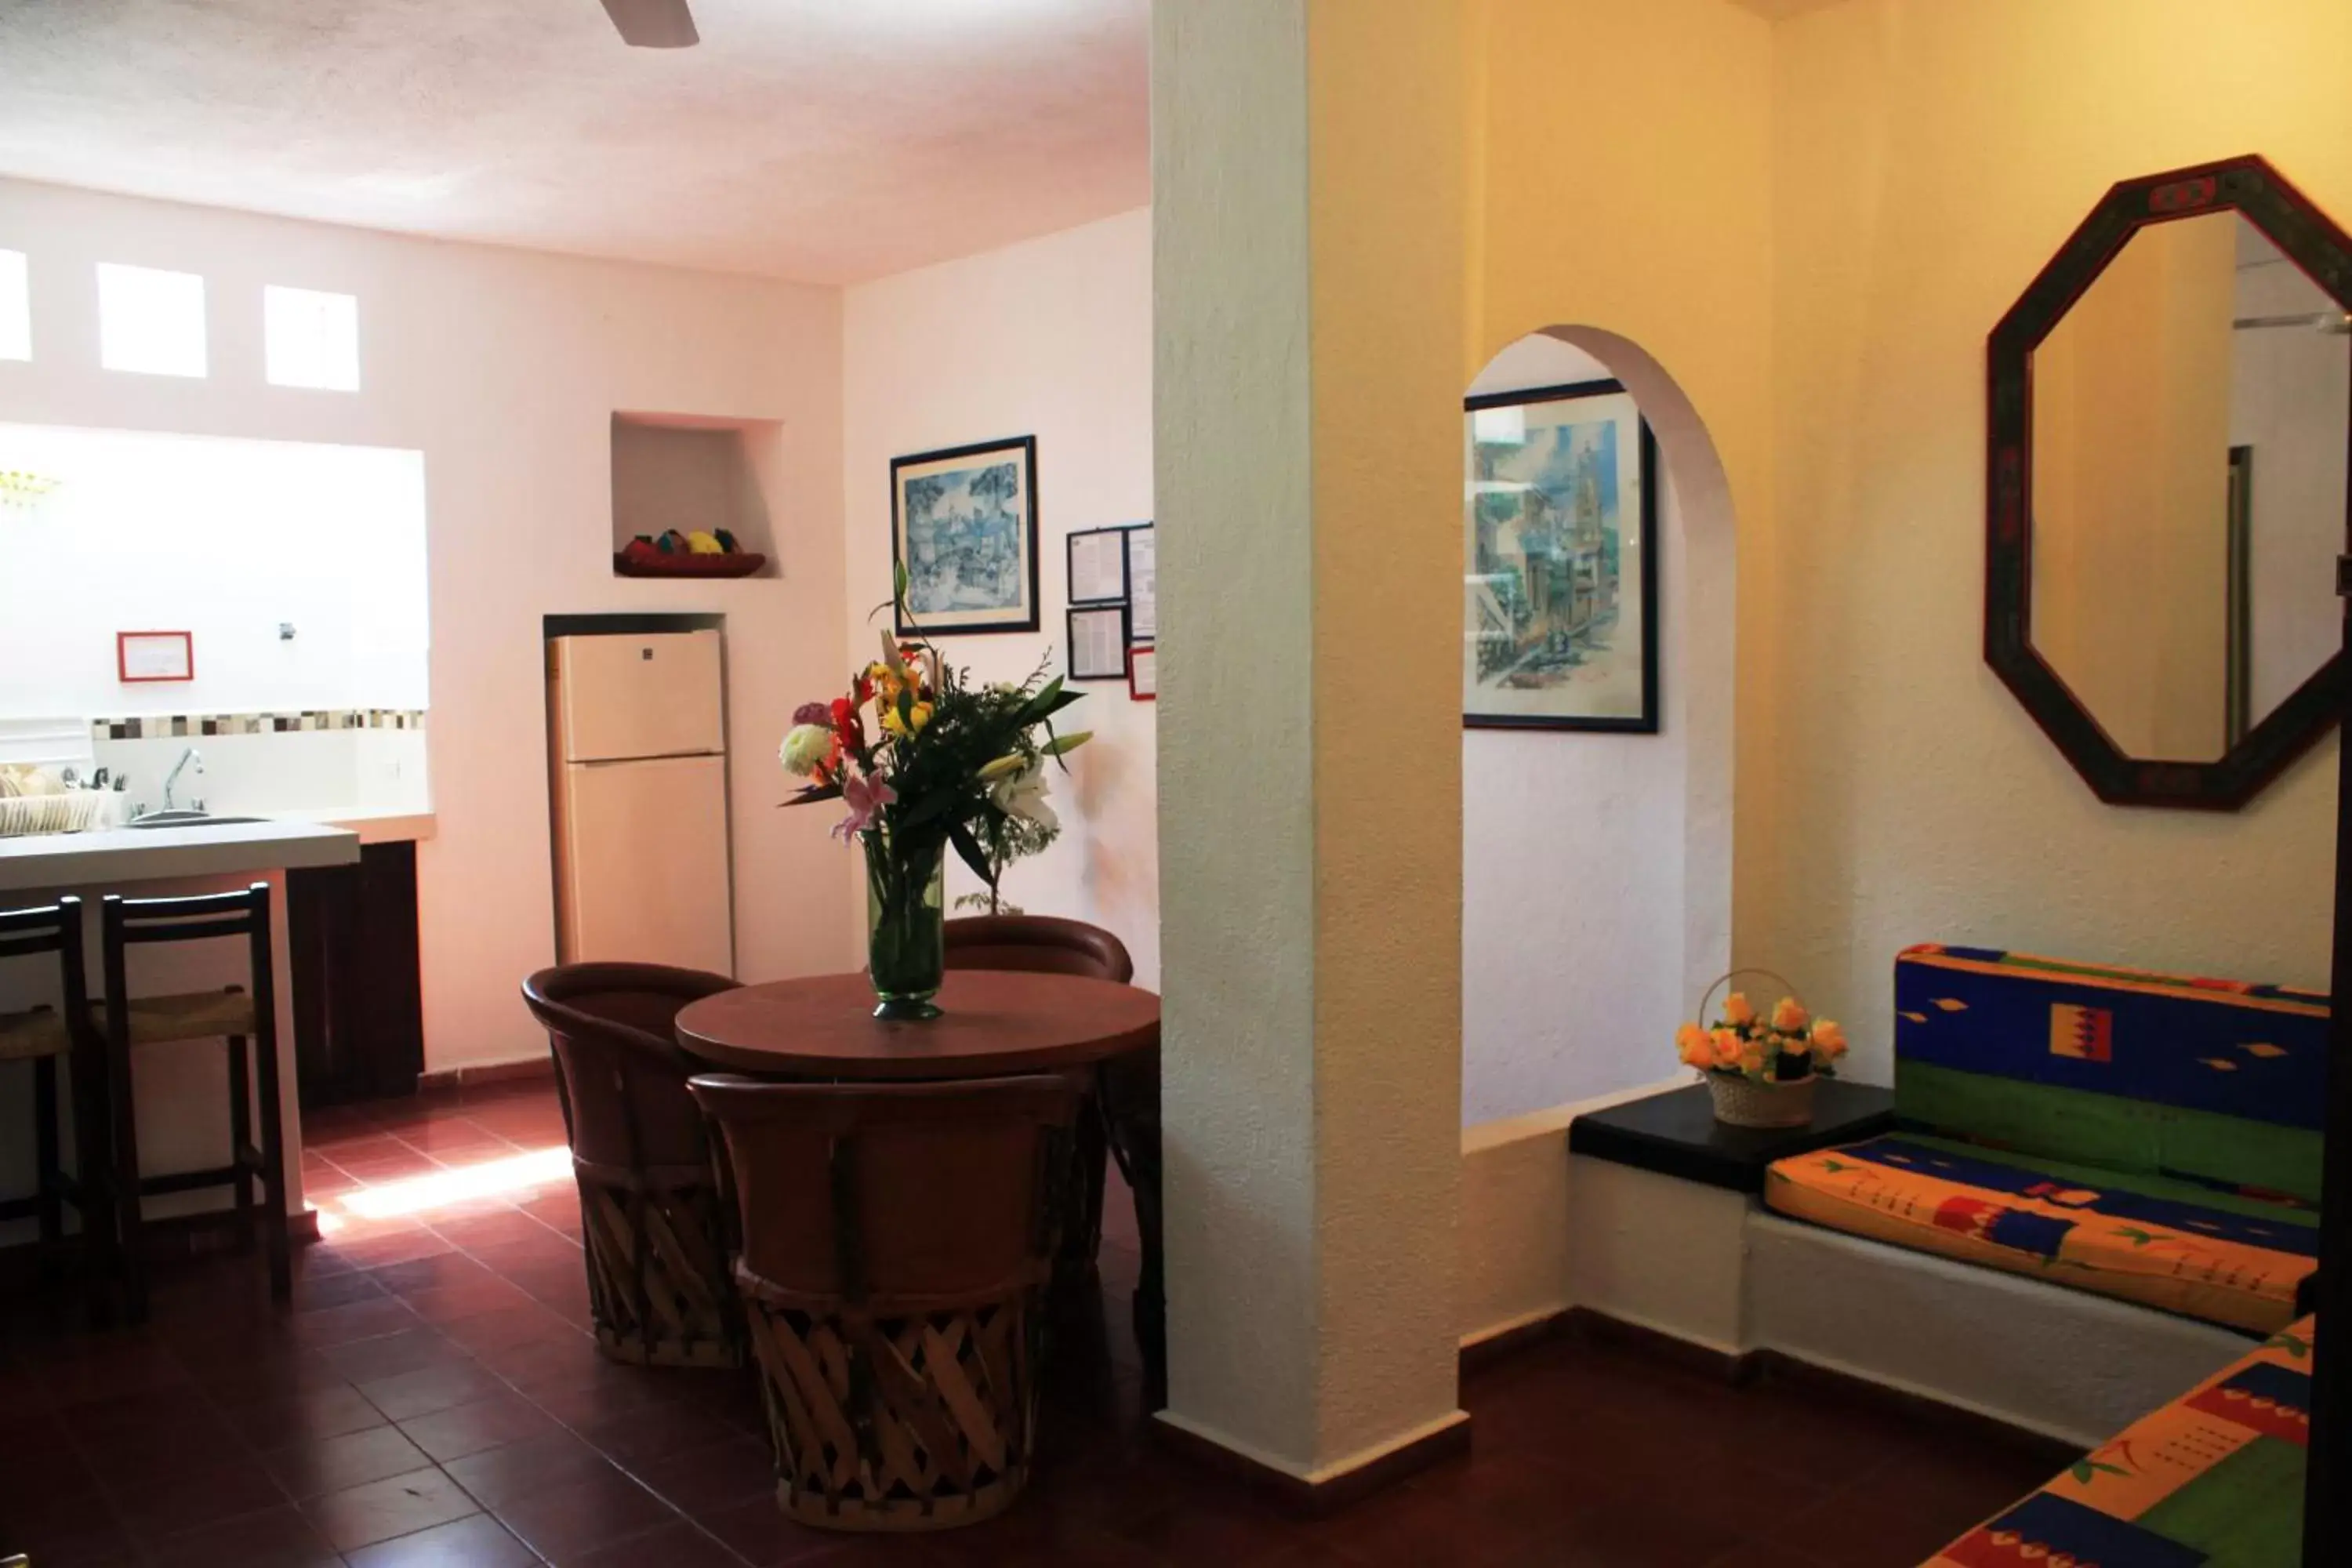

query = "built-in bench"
[[1924, 1314, 2316, 1566], [1766, 945, 2324, 1335], [1558, 943, 2322, 1563], [1562, 944, 2326, 1447]]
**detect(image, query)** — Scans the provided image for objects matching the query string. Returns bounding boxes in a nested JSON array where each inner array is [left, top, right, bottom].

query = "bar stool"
[[0, 897, 108, 1290], [100, 883, 289, 1319]]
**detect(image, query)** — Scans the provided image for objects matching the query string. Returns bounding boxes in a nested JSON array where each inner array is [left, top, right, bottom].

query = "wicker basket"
[[0, 791, 116, 838], [1705, 1070, 1817, 1128], [1694, 967, 1819, 1129]]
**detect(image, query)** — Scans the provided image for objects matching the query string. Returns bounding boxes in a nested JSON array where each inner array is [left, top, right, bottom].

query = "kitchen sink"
[[126, 811, 267, 829]]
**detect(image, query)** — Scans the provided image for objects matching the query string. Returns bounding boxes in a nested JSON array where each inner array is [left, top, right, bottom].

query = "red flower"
[[829, 695, 863, 751]]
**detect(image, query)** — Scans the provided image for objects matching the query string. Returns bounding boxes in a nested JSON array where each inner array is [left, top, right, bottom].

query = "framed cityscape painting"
[[892, 436, 1041, 636], [1462, 379, 1658, 731]]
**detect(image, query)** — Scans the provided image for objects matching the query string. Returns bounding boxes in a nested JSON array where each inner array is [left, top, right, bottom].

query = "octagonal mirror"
[[1987, 157, 2352, 808]]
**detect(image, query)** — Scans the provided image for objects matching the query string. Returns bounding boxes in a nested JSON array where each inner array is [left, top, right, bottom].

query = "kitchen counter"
[[0, 816, 361, 895], [270, 808, 438, 846]]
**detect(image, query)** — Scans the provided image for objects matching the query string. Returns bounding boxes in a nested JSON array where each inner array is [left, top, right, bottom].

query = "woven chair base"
[[748, 1297, 1038, 1531], [773, 1468, 1029, 1532], [579, 1175, 744, 1370], [593, 1323, 742, 1370]]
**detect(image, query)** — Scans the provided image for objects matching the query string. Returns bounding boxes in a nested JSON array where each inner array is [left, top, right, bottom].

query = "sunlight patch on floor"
[[328, 1145, 573, 1221]]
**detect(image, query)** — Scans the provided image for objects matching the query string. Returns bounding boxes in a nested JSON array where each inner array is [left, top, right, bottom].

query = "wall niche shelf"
[[609, 411, 782, 579]]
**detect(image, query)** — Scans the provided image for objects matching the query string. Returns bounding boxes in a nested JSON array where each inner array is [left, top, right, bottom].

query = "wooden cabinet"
[[289, 841, 424, 1107]]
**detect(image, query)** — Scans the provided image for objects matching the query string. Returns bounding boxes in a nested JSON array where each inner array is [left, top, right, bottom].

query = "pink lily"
[[833, 772, 897, 840]]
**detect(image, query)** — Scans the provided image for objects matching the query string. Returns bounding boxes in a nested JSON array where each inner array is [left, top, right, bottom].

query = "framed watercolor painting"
[[1462, 379, 1658, 731], [891, 436, 1041, 636]]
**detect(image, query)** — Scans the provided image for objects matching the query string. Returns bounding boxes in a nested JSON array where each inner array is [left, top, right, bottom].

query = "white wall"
[[0, 177, 851, 1070], [1462, 335, 1731, 1123], [842, 209, 1158, 985], [0, 423, 427, 718]]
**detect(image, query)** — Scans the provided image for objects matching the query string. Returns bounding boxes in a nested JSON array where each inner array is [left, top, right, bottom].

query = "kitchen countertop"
[[273, 808, 438, 846], [0, 816, 363, 894]]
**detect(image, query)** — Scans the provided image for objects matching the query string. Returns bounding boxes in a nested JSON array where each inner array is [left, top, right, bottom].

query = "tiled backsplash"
[[92, 709, 427, 741], [88, 717, 430, 819]]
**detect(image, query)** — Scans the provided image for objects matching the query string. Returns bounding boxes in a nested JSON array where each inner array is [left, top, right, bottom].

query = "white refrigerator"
[[546, 629, 735, 975]]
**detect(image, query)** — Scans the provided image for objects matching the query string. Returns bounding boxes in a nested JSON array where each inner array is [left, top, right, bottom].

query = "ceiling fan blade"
[[600, 0, 698, 49]]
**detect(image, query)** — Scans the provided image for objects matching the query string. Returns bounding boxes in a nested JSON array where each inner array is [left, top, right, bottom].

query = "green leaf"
[[2112, 1227, 2156, 1247], [948, 820, 996, 887], [1011, 676, 1069, 725], [896, 789, 956, 829]]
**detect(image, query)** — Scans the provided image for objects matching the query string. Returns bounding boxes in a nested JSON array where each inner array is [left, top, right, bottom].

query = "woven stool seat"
[[0, 1004, 71, 1062], [97, 987, 256, 1046]]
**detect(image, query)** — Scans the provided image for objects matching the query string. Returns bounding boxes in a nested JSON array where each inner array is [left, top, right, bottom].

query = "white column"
[[1153, 0, 1469, 1481]]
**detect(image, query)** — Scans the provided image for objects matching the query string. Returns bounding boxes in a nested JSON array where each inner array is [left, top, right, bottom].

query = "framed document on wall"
[[1068, 604, 1129, 681], [1067, 526, 1130, 605], [118, 630, 194, 684]]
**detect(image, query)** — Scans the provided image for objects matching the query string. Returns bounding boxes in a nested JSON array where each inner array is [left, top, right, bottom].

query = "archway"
[[1461, 326, 1737, 1122]]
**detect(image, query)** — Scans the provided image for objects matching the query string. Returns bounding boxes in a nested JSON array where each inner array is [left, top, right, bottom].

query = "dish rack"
[[0, 791, 119, 838]]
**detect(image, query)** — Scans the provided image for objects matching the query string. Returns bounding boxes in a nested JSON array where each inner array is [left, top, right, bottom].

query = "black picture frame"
[[1985, 154, 2350, 810], [1067, 604, 1130, 682], [1123, 521, 1156, 641], [1066, 524, 1131, 606], [891, 435, 1041, 637], [1462, 379, 1661, 733]]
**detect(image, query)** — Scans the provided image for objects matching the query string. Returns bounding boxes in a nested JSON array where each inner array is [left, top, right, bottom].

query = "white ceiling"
[[0, 0, 1149, 285]]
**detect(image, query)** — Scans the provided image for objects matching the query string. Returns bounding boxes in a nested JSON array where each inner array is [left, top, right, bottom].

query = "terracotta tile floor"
[[0, 1080, 2061, 1566]]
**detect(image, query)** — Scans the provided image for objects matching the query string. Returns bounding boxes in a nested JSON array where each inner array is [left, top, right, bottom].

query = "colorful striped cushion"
[[1766, 1134, 2314, 1333], [1926, 1316, 2314, 1566], [1895, 946, 2328, 1206]]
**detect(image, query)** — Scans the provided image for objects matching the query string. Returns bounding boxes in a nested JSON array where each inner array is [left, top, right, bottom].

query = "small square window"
[[0, 249, 27, 361], [97, 262, 207, 377], [264, 285, 360, 391]]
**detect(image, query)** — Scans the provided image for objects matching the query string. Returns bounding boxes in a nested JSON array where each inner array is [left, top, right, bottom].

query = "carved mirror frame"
[[1987, 154, 2352, 810]]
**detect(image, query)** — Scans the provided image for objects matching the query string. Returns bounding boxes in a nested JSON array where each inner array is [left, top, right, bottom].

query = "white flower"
[[989, 761, 1058, 831], [779, 724, 832, 777]]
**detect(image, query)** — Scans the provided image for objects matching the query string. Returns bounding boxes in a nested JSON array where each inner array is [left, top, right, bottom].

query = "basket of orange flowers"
[[1675, 970, 1849, 1128]]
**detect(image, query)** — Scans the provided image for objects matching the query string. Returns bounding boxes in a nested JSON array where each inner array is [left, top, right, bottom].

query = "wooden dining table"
[[674, 965, 1167, 1400], [671, 967, 1160, 1081]]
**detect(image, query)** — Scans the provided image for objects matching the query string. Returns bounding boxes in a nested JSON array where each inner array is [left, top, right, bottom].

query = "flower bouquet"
[[780, 572, 1088, 1020], [1675, 971, 1847, 1128]]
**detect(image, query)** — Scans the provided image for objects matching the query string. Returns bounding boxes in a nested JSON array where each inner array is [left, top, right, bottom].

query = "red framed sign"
[[1127, 643, 1156, 702], [117, 630, 194, 684]]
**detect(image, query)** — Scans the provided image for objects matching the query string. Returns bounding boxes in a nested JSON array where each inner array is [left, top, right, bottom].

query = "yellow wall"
[[1761, 0, 2343, 1073], [1466, 0, 2344, 1079], [2032, 212, 2237, 760]]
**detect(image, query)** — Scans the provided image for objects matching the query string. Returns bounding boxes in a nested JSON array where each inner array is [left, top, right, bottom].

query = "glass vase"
[[865, 837, 946, 1021]]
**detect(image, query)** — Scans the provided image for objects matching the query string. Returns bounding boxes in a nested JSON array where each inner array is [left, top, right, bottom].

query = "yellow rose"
[[1676, 1023, 1713, 1069], [1710, 1029, 1744, 1068], [880, 700, 933, 738], [1811, 1018, 1848, 1059], [1736, 1041, 1767, 1076], [1722, 993, 1755, 1027], [1771, 996, 1810, 1032]]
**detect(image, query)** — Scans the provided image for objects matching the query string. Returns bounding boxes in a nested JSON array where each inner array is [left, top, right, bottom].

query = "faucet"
[[163, 746, 203, 813]]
